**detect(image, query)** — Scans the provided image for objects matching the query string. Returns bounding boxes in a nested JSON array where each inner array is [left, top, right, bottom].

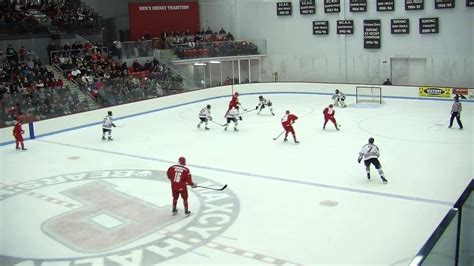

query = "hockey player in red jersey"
[[281, 110, 299, 143], [167, 157, 196, 216], [13, 119, 26, 150], [323, 104, 339, 130], [225, 92, 241, 116]]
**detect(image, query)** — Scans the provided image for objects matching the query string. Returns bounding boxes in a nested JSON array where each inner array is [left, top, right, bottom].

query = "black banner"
[[364, 20, 381, 49], [391, 19, 410, 34], [405, 0, 424, 10], [277, 2, 292, 16], [419, 18, 439, 34], [324, 0, 341, 13], [350, 0, 367, 12], [313, 21, 329, 35], [337, 20, 354, 34], [300, 0, 316, 15], [468, 0, 474, 7], [435, 0, 455, 8], [377, 0, 395, 11]]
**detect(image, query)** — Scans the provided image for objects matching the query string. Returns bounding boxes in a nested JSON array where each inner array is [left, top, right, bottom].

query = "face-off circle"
[[0, 170, 240, 265]]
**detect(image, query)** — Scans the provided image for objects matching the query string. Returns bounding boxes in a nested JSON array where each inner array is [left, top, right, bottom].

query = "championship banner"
[[277, 2, 292, 16], [419, 87, 451, 98]]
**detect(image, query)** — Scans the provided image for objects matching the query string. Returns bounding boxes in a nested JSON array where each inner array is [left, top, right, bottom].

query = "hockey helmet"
[[178, 157, 186, 165], [368, 137, 374, 144], [285, 110, 290, 114], [206, 104, 211, 109], [234, 92, 239, 96], [259, 95, 263, 99], [108, 111, 113, 116], [329, 104, 334, 108], [335, 89, 339, 93]]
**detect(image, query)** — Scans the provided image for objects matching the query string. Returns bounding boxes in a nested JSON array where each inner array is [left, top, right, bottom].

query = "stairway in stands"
[[46, 65, 99, 110]]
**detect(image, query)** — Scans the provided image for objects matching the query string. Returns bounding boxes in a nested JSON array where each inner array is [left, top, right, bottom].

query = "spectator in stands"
[[219, 28, 227, 35], [6, 44, 17, 62], [113, 40, 122, 59], [383, 78, 392, 85], [18, 46, 27, 61]]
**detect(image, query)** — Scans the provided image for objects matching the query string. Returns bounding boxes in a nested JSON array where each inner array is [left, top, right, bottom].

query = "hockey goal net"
[[355, 86, 383, 104]]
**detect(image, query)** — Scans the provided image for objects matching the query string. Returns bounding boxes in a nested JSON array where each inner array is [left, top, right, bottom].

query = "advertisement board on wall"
[[418, 87, 451, 98]]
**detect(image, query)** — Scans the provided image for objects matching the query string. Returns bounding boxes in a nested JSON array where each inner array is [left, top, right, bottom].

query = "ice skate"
[[102, 136, 106, 141], [172, 209, 178, 216], [205, 127, 210, 130], [185, 210, 191, 216], [367, 173, 371, 180], [382, 178, 388, 184], [197, 124, 201, 129], [234, 127, 238, 131], [108, 136, 113, 141]]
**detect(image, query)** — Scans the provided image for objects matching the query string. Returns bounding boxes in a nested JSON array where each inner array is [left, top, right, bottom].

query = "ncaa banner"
[[418, 87, 451, 98]]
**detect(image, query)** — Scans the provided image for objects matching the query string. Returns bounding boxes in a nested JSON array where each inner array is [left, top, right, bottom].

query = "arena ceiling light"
[[194, 62, 206, 66], [209, 61, 221, 64]]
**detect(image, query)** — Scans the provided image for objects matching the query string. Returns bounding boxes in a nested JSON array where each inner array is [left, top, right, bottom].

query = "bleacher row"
[[0, 0, 101, 36]]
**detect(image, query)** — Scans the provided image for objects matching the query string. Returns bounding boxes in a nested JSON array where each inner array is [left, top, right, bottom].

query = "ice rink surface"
[[1, 92, 473, 265]]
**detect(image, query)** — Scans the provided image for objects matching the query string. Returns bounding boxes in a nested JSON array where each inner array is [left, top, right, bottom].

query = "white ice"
[[0, 92, 472, 265]]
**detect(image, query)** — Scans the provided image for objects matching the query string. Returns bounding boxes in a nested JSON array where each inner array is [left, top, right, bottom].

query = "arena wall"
[[1, 83, 470, 145]]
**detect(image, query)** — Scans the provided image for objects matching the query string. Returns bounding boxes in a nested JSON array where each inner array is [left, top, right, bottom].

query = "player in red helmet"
[[323, 104, 339, 130], [13, 118, 26, 150], [167, 156, 196, 216], [281, 110, 299, 143], [225, 92, 242, 116]]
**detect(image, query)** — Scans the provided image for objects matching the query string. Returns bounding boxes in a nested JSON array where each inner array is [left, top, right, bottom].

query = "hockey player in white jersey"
[[358, 137, 388, 184], [102, 111, 116, 141], [255, 95, 275, 115], [224, 105, 242, 131], [197, 104, 212, 130], [332, 89, 347, 108]]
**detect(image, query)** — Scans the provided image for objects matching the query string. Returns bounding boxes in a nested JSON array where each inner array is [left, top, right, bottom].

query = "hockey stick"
[[115, 124, 126, 128], [273, 130, 286, 140], [210, 120, 226, 126], [194, 184, 228, 191], [240, 109, 257, 115]]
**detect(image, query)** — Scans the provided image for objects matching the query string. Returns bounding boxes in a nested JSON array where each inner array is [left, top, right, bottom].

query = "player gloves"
[[357, 156, 362, 163], [239, 116, 242, 121]]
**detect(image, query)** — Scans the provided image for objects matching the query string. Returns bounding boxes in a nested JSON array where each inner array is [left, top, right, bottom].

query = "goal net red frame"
[[355, 86, 383, 104]]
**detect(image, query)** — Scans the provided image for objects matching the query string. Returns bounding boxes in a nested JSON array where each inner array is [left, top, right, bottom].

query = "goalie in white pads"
[[358, 137, 388, 184], [256, 95, 275, 115], [102, 111, 116, 141], [224, 106, 242, 131], [197, 104, 212, 130], [332, 89, 347, 108]]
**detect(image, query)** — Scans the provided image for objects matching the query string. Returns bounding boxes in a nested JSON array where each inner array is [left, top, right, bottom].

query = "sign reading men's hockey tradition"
[[419, 18, 439, 34], [405, 0, 424, 10], [364, 20, 381, 49], [300, 0, 316, 14], [277, 2, 292, 16], [435, 0, 455, 8], [337, 20, 354, 34], [391, 19, 409, 34], [324, 0, 341, 13], [313, 21, 329, 35], [350, 0, 367, 12], [468, 0, 474, 7], [377, 0, 395, 11]]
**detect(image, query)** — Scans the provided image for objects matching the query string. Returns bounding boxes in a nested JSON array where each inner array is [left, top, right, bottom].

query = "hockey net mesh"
[[355, 86, 383, 104]]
